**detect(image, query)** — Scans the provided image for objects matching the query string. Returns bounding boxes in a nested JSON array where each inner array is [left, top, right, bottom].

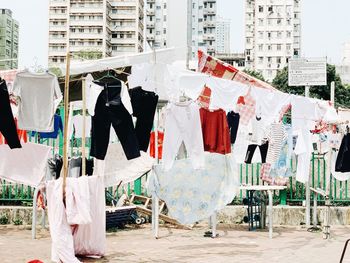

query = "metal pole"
[[186, 0, 192, 70], [81, 78, 86, 176], [268, 190, 273, 239], [305, 85, 311, 227]]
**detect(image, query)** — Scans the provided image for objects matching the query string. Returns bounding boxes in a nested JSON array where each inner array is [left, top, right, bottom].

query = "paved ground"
[[0, 223, 350, 263]]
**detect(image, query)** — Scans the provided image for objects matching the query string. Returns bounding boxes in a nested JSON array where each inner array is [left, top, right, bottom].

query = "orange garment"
[[197, 85, 212, 109], [149, 131, 164, 159]]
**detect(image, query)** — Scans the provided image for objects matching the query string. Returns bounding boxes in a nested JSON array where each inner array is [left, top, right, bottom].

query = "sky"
[[1, 0, 350, 68]]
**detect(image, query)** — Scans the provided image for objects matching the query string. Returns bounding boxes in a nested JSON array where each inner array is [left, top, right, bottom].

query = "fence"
[[2, 151, 350, 206]]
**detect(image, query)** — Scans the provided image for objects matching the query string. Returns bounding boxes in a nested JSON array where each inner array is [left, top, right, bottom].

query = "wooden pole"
[[305, 85, 311, 227], [62, 52, 71, 199], [81, 77, 86, 176]]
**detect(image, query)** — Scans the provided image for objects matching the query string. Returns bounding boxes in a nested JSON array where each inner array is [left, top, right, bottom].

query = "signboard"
[[288, 58, 327, 86]]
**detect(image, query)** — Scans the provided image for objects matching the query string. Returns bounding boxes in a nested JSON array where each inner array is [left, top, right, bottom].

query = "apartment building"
[[146, 0, 216, 57], [216, 16, 230, 54], [244, 0, 301, 81], [48, 0, 144, 66], [0, 9, 19, 70]]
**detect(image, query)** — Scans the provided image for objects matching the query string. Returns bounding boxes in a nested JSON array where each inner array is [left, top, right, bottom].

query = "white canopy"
[[60, 47, 187, 76]]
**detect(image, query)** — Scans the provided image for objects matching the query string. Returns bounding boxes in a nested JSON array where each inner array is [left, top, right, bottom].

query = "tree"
[[75, 49, 103, 60], [243, 69, 266, 82], [272, 64, 350, 107], [49, 67, 63, 77]]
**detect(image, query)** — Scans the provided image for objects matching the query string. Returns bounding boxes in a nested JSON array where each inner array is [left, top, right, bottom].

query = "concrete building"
[[216, 17, 230, 54], [337, 41, 350, 85], [148, 0, 217, 58], [216, 52, 245, 70], [48, 0, 144, 66], [0, 9, 19, 70], [244, 0, 301, 81]]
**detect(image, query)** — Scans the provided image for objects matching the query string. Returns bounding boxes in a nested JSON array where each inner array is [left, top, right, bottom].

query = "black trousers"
[[90, 93, 140, 160], [0, 81, 21, 149], [129, 87, 159, 152], [336, 134, 350, 172], [227, 111, 240, 144], [245, 142, 269, 164]]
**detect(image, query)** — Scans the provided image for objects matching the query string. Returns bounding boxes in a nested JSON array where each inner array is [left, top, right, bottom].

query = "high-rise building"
[[216, 16, 230, 54], [146, 0, 216, 57], [244, 0, 301, 81], [48, 0, 144, 67], [0, 9, 19, 70], [341, 41, 350, 65]]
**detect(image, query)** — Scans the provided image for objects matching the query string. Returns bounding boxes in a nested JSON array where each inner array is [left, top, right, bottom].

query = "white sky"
[[1, 0, 350, 67]]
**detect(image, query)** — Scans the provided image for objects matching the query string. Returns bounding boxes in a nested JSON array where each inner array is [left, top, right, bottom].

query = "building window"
[[286, 44, 291, 50], [258, 44, 263, 51], [287, 31, 291, 38], [163, 28, 166, 34], [258, 6, 263, 12], [258, 57, 263, 64], [268, 6, 273, 12], [258, 31, 263, 39], [268, 45, 272, 51], [277, 44, 281, 51], [156, 31, 160, 35], [267, 32, 271, 38], [277, 57, 282, 63], [277, 32, 282, 38], [258, 19, 264, 26], [277, 19, 282, 25], [246, 49, 251, 55], [246, 38, 251, 44]]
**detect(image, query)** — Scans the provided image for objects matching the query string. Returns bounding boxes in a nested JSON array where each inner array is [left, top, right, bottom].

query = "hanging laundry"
[[236, 88, 256, 126], [103, 143, 154, 188], [0, 79, 21, 149], [129, 86, 159, 152], [12, 70, 62, 132], [268, 125, 293, 185], [33, 114, 63, 139], [0, 118, 27, 146], [332, 150, 350, 181], [226, 111, 240, 144], [148, 153, 238, 225], [335, 133, 350, 173], [232, 125, 250, 163], [0, 143, 51, 187], [68, 157, 94, 178], [266, 122, 288, 165], [199, 108, 231, 154], [69, 114, 92, 139], [85, 73, 132, 116], [245, 142, 269, 164], [162, 101, 205, 170], [73, 176, 106, 258], [197, 85, 212, 109], [294, 128, 313, 183], [90, 77, 140, 161], [149, 131, 164, 159]]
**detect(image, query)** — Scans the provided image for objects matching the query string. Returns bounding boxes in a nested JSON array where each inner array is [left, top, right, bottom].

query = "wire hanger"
[[95, 68, 120, 82]]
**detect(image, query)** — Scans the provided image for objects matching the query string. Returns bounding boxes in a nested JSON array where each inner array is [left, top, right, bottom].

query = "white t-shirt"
[[13, 70, 62, 132], [70, 114, 92, 139]]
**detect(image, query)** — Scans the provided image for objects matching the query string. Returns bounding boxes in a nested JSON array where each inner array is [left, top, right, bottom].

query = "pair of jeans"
[[90, 92, 140, 160], [129, 86, 158, 152], [245, 142, 269, 164], [0, 80, 21, 149], [227, 111, 240, 144]]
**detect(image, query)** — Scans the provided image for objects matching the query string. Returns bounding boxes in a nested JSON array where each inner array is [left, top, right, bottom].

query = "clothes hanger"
[[94, 69, 120, 82]]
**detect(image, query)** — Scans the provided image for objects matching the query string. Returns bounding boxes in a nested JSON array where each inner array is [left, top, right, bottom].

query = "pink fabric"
[[73, 176, 106, 257], [237, 89, 256, 126], [47, 176, 106, 262]]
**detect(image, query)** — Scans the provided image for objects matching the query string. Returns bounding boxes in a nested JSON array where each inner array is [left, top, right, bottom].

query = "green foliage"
[[272, 64, 350, 107], [49, 67, 63, 77], [75, 49, 103, 60], [243, 69, 266, 82], [12, 218, 23, 226], [0, 215, 9, 225]]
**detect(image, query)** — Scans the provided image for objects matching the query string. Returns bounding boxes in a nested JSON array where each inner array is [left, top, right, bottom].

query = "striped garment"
[[266, 122, 287, 165]]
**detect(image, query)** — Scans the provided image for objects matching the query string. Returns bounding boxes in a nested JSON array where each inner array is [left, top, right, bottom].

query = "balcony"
[[70, 7, 104, 13], [203, 21, 215, 28], [70, 32, 103, 39], [49, 13, 67, 19], [113, 25, 137, 31], [49, 37, 67, 44], [70, 19, 104, 26], [147, 0, 155, 3], [110, 12, 137, 19], [49, 24, 67, 31], [49, 0, 67, 7], [147, 22, 155, 28], [204, 8, 216, 15], [146, 10, 155, 16], [146, 35, 154, 41], [111, 38, 137, 44], [48, 50, 67, 56]]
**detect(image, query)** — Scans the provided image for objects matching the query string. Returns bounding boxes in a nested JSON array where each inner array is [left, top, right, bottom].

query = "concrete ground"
[[0, 224, 350, 263]]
